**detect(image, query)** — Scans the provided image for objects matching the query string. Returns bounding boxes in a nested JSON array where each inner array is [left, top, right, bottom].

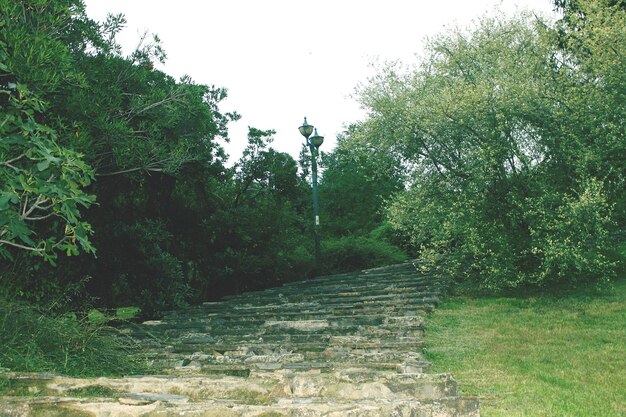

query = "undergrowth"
[[0, 298, 147, 378]]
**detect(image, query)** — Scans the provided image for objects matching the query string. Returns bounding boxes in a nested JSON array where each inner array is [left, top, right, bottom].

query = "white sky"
[[83, 0, 557, 164]]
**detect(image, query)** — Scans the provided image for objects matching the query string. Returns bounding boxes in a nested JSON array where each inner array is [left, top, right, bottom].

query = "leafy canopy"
[[356, 4, 623, 289]]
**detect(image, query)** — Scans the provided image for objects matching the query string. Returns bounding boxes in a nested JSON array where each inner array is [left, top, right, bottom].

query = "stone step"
[[225, 279, 439, 299], [221, 272, 430, 293], [132, 325, 424, 344], [168, 338, 427, 355], [123, 324, 426, 346], [135, 314, 425, 331], [124, 327, 427, 348], [149, 351, 431, 369], [126, 314, 430, 339], [280, 270, 431, 287], [1, 395, 480, 417], [143, 349, 430, 368], [14, 371, 460, 403], [301, 349, 428, 363], [231, 298, 440, 313], [207, 283, 441, 311], [167, 294, 440, 316], [156, 358, 433, 375], [153, 314, 429, 331], [173, 329, 424, 344], [163, 302, 436, 321]]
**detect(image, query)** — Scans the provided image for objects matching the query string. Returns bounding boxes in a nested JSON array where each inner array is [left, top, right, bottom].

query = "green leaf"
[[36, 159, 51, 171], [0, 194, 11, 211], [1, 135, 28, 146]]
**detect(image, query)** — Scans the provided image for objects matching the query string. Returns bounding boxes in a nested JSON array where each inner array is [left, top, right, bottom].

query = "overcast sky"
[[83, 0, 557, 163]]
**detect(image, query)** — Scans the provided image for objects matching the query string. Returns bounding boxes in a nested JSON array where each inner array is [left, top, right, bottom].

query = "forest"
[[1, 0, 624, 323]]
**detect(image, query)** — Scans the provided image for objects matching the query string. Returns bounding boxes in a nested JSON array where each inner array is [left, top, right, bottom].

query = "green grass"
[[425, 279, 626, 417], [87, 306, 140, 324], [0, 299, 147, 380]]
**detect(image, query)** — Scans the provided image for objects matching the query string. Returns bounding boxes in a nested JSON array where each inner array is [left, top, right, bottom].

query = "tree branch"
[[0, 239, 44, 252], [23, 212, 57, 221], [124, 89, 187, 121], [96, 165, 164, 177], [0, 235, 68, 252], [21, 195, 50, 219], [1, 152, 26, 171]]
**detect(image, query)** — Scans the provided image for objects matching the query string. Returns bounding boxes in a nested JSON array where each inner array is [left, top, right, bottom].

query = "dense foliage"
[[0, 0, 312, 316], [353, 0, 624, 289], [0, 1, 96, 262], [319, 128, 404, 237]]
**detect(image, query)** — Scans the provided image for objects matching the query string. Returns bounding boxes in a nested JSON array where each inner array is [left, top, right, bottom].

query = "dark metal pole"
[[299, 117, 323, 270], [309, 142, 321, 266]]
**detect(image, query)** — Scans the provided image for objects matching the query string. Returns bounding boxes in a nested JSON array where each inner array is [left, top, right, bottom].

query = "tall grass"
[[0, 298, 146, 377]]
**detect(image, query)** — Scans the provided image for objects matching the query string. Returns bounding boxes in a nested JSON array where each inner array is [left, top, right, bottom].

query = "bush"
[[319, 235, 407, 275], [387, 178, 617, 291], [526, 179, 616, 286], [282, 244, 316, 280]]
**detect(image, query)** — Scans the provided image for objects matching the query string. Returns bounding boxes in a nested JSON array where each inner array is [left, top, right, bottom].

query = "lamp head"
[[298, 117, 314, 139], [310, 128, 324, 148]]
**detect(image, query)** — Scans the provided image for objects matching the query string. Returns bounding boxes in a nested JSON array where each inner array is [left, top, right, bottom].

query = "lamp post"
[[299, 117, 324, 267]]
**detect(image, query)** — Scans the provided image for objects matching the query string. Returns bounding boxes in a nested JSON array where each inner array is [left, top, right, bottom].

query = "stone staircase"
[[0, 261, 479, 416]]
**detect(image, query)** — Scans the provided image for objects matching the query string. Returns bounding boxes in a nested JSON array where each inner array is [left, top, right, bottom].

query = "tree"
[[0, 0, 96, 262], [356, 11, 620, 289], [0, 0, 238, 313], [550, 0, 626, 225], [208, 127, 312, 294], [319, 126, 404, 237]]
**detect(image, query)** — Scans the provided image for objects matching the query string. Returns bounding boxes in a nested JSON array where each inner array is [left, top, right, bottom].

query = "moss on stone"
[[228, 388, 272, 405], [65, 384, 119, 398], [1, 378, 50, 397], [200, 368, 251, 377], [31, 405, 93, 417]]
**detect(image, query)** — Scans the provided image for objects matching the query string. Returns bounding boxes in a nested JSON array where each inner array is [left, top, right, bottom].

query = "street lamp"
[[299, 117, 324, 267]]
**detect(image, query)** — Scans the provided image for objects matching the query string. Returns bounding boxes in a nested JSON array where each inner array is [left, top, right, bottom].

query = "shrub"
[[387, 177, 617, 291], [526, 179, 616, 286]]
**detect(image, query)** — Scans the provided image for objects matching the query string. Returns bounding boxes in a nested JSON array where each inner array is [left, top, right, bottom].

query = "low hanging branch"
[[96, 165, 163, 177], [96, 145, 197, 177], [130, 90, 186, 118]]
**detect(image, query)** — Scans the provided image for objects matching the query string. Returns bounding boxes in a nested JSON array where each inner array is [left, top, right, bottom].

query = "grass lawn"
[[425, 279, 626, 417]]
